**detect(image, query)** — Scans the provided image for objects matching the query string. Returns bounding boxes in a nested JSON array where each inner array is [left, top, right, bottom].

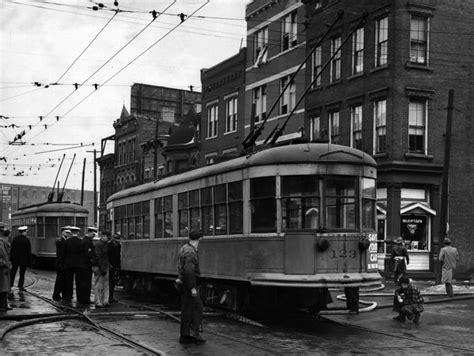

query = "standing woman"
[[10, 226, 31, 291], [391, 236, 409, 285], [0, 230, 12, 310]]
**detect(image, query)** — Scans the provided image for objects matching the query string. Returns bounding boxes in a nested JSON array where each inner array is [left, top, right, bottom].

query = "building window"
[[374, 99, 387, 154], [280, 76, 296, 115], [375, 17, 388, 67], [225, 96, 238, 133], [408, 99, 427, 153], [253, 85, 267, 123], [352, 27, 364, 74], [330, 36, 341, 82], [254, 27, 268, 65], [410, 15, 428, 65], [329, 111, 340, 144], [281, 11, 297, 51], [351, 105, 363, 150], [311, 45, 322, 87], [205, 153, 217, 165], [309, 115, 320, 141], [207, 103, 218, 138]]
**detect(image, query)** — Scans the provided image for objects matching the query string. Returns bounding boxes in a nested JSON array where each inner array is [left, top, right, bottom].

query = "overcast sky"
[[0, 0, 248, 191]]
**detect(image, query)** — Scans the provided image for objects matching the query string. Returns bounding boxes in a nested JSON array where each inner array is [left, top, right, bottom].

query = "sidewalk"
[[322, 280, 474, 353]]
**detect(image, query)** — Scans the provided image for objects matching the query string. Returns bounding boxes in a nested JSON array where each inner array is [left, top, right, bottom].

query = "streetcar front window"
[[45, 217, 58, 238], [362, 177, 376, 229], [281, 175, 320, 230], [325, 176, 357, 229], [251, 177, 276, 233]]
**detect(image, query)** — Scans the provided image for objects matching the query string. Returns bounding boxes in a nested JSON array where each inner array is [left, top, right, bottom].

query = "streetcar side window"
[[189, 189, 201, 231], [214, 184, 227, 235], [143, 201, 150, 238], [37, 216, 44, 237], [362, 178, 376, 229], [134, 202, 142, 239], [163, 195, 173, 237], [178, 192, 189, 236], [154, 198, 163, 238], [127, 204, 135, 239], [228, 181, 243, 234], [281, 175, 320, 230], [201, 187, 213, 235], [324, 176, 357, 229], [251, 177, 276, 233]]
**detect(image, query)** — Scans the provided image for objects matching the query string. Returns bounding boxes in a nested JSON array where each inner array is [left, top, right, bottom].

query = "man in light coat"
[[439, 237, 459, 297]]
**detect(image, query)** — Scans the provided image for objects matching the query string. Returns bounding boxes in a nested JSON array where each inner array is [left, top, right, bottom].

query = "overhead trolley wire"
[[17, 0, 209, 147], [54, 9, 119, 84]]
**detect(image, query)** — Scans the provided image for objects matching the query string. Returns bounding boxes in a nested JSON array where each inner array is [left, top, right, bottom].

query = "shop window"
[[251, 177, 276, 233], [401, 215, 428, 250]]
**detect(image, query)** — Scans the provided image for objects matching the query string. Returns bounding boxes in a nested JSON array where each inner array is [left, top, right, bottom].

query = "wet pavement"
[[1, 269, 474, 355]]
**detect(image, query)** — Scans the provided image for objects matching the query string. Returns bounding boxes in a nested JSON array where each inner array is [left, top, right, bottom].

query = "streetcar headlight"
[[358, 237, 370, 251], [316, 238, 330, 252]]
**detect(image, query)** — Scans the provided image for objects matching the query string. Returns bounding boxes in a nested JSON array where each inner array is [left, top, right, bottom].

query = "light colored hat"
[[69, 226, 80, 234], [18, 226, 28, 232], [61, 225, 72, 231], [394, 236, 403, 244], [88, 226, 98, 232]]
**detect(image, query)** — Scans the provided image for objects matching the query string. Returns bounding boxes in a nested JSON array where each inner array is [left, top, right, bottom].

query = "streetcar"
[[107, 143, 381, 311], [11, 202, 89, 267]]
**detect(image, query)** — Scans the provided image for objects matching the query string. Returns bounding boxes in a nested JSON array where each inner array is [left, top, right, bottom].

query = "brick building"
[[244, 0, 307, 148], [200, 48, 246, 164], [0, 183, 95, 229], [303, 0, 474, 278]]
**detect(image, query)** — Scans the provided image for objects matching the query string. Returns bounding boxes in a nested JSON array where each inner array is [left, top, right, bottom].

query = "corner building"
[[244, 0, 307, 145], [303, 0, 474, 278]]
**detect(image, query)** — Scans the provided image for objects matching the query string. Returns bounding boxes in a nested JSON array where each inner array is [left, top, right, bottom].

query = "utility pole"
[[87, 149, 98, 227], [436, 89, 454, 284], [154, 118, 159, 180], [80, 158, 86, 206]]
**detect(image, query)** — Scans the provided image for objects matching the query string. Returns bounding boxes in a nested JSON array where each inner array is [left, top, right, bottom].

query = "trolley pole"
[[436, 89, 454, 284]]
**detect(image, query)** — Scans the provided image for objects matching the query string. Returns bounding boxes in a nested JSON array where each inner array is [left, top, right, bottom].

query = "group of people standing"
[[53, 226, 121, 308]]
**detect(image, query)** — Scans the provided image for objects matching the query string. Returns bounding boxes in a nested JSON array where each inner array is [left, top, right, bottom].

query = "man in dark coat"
[[177, 230, 205, 344], [10, 226, 31, 291], [0, 231, 12, 311], [107, 233, 121, 303], [52, 227, 70, 301], [63, 226, 86, 303]]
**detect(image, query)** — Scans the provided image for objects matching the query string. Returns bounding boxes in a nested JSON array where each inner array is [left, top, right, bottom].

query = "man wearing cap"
[[10, 226, 31, 291], [63, 226, 85, 303], [439, 237, 459, 297], [107, 233, 121, 303], [390, 236, 409, 285], [393, 276, 424, 323], [92, 231, 110, 308], [177, 230, 205, 344], [52, 227, 70, 301]]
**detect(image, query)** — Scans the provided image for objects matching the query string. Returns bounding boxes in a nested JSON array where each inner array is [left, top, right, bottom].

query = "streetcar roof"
[[11, 202, 89, 216], [107, 143, 376, 204]]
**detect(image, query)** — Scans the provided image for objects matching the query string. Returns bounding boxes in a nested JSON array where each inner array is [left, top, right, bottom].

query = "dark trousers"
[[344, 287, 360, 312], [10, 265, 27, 289], [0, 292, 8, 308], [53, 269, 66, 300], [180, 291, 203, 336], [445, 283, 454, 297], [64, 267, 88, 302], [109, 267, 116, 301], [80, 268, 92, 303]]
